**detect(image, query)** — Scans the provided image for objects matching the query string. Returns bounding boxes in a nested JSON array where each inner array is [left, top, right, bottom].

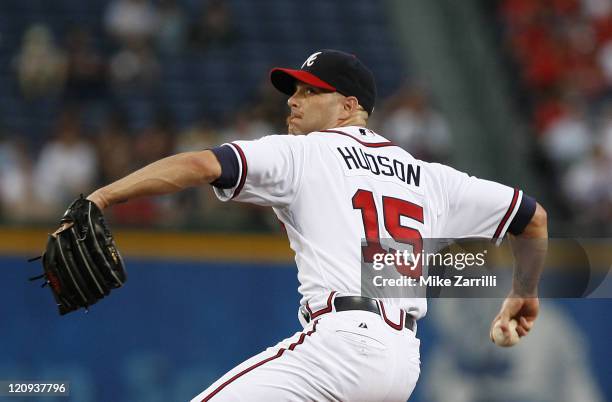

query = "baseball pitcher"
[[38, 50, 548, 401]]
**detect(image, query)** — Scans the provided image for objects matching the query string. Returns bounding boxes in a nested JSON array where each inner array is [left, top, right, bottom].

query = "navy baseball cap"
[[270, 49, 377, 115]]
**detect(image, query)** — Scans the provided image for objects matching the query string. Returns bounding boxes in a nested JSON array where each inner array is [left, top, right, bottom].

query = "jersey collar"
[[319, 126, 396, 147]]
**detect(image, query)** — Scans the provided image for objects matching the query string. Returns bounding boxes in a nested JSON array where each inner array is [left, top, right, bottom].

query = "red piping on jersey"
[[493, 188, 520, 240], [378, 300, 405, 331], [229, 143, 247, 199], [200, 320, 319, 401], [320, 129, 397, 148], [305, 291, 337, 319]]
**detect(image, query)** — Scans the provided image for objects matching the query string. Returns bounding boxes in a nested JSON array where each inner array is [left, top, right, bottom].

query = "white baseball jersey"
[[213, 126, 522, 320]]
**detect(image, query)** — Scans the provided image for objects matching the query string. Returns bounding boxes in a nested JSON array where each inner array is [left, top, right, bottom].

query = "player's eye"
[[304, 86, 322, 95]]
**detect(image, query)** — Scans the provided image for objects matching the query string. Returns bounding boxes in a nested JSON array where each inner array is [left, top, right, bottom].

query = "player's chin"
[[287, 122, 304, 135]]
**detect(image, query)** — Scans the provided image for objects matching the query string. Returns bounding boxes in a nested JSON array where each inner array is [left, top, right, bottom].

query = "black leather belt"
[[306, 296, 415, 331]]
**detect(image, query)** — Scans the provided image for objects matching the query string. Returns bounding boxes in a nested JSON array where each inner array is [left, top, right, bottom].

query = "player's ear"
[[343, 96, 360, 114]]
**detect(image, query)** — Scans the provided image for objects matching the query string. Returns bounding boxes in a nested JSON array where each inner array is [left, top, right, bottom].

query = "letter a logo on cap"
[[301, 51, 322, 69]]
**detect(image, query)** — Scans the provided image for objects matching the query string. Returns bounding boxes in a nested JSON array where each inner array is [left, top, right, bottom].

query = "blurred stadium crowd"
[[499, 0, 612, 234], [0, 0, 450, 230], [0, 0, 610, 234]]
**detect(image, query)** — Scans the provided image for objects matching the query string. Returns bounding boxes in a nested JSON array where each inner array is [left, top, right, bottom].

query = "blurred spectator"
[[14, 24, 66, 100], [95, 111, 133, 184], [540, 100, 592, 168], [597, 39, 612, 86], [599, 103, 612, 158], [175, 118, 220, 153], [104, 0, 158, 48], [63, 26, 108, 103], [380, 86, 452, 162], [189, 0, 237, 51], [562, 144, 612, 230], [105, 0, 160, 89], [133, 114, 175, 165], [109, 42, 160, 88], [562, 18, 606, 97], [33, 110, 97, 215], [221, 109, 276, 143], [0, 136, 36, 221], [156, 0, 187, 55]]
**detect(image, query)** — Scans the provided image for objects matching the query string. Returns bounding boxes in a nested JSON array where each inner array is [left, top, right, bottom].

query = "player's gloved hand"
[[28, 195, 127, 315], [490, 293, 539, 341]]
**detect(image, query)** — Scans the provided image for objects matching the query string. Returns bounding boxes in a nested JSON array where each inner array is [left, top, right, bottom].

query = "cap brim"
[[270, 68, 336, 95]]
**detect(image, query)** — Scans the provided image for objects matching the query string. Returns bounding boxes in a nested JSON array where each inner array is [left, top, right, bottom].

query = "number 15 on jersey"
[[352, 189, 424, 279]]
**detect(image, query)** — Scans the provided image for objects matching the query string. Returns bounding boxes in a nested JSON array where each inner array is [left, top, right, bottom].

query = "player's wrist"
[[508, 288, 538, 299], [86, 190, 109, 210]]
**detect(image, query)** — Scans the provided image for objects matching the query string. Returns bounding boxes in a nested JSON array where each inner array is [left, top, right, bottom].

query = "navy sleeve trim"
[[508, 194, 537, 235], [493, 189, 520, 240], [230, 143, 248, 199], [210, 145, 240, 189]]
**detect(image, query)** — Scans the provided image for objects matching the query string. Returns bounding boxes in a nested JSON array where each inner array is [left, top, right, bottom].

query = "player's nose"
[[287, 92, 299, 108]]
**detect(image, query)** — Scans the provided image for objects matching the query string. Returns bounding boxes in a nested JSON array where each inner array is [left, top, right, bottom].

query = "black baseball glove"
[[29, 195, 127, 315]]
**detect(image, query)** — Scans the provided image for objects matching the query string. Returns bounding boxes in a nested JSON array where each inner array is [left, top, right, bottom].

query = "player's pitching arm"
[[490, 202, 548, 346], [87, 150, 222, 209]]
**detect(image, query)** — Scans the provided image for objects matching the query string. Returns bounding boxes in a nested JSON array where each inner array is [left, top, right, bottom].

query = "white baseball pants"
[[191, 309, 421, 402]]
